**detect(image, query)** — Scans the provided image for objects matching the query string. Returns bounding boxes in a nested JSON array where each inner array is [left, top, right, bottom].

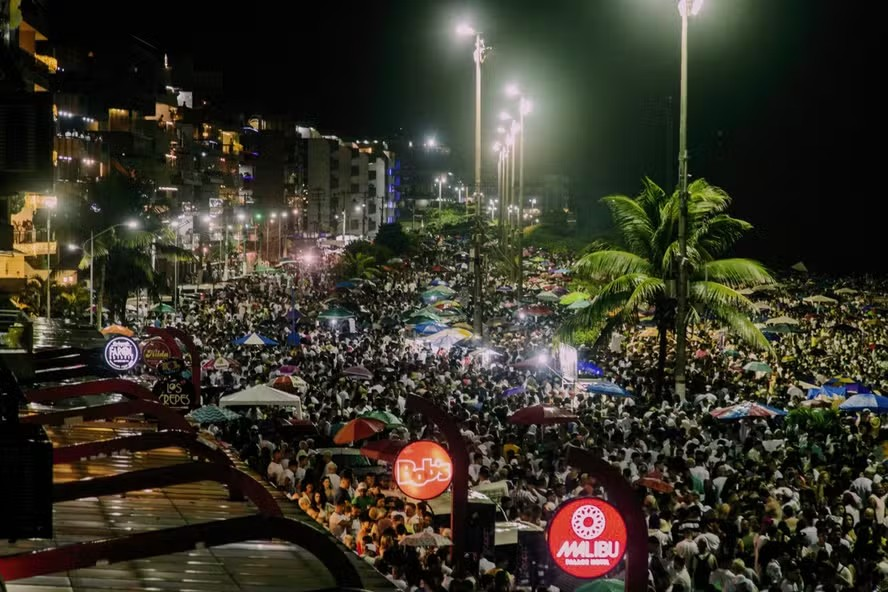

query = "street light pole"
[[45, 206, 52, 320], [472, 30, 485, 338], [675, 0, 701, 400], [89, 230, 94, 326]]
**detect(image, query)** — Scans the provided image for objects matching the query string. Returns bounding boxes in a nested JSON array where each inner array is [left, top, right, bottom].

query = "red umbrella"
[[334, 418, 386, 444], [360, 439, 409, 462], [520, 305, 553, 317], [635, 475, 675, 493], [508, 405, 578, 425]]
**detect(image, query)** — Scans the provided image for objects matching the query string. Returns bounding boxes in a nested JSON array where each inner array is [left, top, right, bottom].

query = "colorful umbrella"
[[568, 299, 591, 310], [270, 375, 309, 394], [151, 303, 175, 313], [710, 402, 787, 420], [232, 332, 278, 346], [519, 305, 553, 317], [508, 405, 578, 425], [634, 476, 674, 493], [502, 385, 526, 397], [559, 291, 590, 306], [584, 381, 631, 397], [360, 438, 408, 462], [318, 307, 356, 320], [276, 365, 298, 375], [537, 291, 560, 303], [414, 321, 448, 336], [358, 410, 403, 427], [343, 365, 374, 380], [100, 324, 134, 337], [421, 327, 472, 348], [333, 417, 385, 444], [202, 357, 240, 371], [186, 404, 241, 424], [743, 361, 772, 374], [765, 316, 799, 326], [839, 393, 888, 414]]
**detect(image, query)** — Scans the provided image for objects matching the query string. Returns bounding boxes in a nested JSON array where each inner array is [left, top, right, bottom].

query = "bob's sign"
[[393, 441, 453, 500]]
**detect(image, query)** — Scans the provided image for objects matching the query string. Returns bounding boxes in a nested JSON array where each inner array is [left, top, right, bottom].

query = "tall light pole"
[[44, 196, 57, 320], [280, 211, 288, 258], [237, 212, 247, 275], [675, 0, 703, 400], [77, 219, 139, 328], [457, 23, 488, 338], [506, 85, 533, 299]]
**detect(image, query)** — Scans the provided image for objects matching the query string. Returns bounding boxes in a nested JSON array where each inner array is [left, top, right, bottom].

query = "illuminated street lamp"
[[505, 83, 533, 298], [674, 0, 704, 399], [456, 21, 489, 338]]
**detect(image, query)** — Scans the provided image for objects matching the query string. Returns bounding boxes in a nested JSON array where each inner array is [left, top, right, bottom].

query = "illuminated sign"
[[104, 337, 140, 372], [394, 441, 453, 500], [547, 498, 627, 579], [141, 339, 172, 368]]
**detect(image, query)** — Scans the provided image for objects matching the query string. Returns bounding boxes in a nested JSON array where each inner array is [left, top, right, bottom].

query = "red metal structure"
[[19, 399, 194, 431], [0, 515, 364, 588]]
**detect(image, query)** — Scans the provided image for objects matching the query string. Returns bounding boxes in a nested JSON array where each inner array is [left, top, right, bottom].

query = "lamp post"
[[224, 224, 231, 280], [280, 211, 288, 259], [44, 196, 57, 320], [237, 213, 247, 276], [74, 219, 139, 328], [506, 85, 532, 299], [268, 212, 277, 262], [674, 0, 703, 400], [457, 22, 488, 337]]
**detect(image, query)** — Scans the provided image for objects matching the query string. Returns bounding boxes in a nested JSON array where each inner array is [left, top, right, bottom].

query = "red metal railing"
[[52, 429, 230, 467], [26, 378, 156, 404], [19, 400, 194, 432]]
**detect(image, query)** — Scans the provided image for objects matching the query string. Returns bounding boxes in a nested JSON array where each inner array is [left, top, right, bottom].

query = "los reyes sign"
[[547, 497, 627, 580]]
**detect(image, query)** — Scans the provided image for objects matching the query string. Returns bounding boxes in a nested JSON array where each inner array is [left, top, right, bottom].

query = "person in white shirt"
[[266, 450, 284, 484], [325, 462, 341, 491]]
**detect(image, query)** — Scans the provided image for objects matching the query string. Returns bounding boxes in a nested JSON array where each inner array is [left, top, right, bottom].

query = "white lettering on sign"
[[395, 457, 452, 487]]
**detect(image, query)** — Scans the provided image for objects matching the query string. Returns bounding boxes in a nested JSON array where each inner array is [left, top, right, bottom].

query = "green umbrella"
[[537, 291, 560, 303], [152, 303, 175, 313], [403, 309, 442, 322], [722, 349, 741, 358], [318, 307, 356, 320], [559, 291, 590, 306], [255, 263, 276, 273], [575, 579, 624, 592], [359, 410, 404, 427], [743, 361, 772, 374], [568, 299, 591, 310]]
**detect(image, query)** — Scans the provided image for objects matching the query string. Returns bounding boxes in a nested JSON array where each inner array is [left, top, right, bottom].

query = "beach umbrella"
[[333, 417, 386, 444], [826, 376, 855, 385], [421, 327, 472, 348], [429, 278, 448, 287], [233, 332, 278, 346], [584, 381, 631, 398], [806, 385, 846, 399], [722, 349, 741, 358], [537, 291, 560, 303], [452, 322, 474, 331], [360, 438, 408, 462], [270, 375, 309, 394], [839, 393, 888, 414], [496, 285, 514, 293], [358, 410, 403, 427], [743, 361, 772, 374], [318, 307, 356, 320], [285, 332, 302, 346], [202, 357, 240, 371], [634, 476, 674, 494], [335, 280, 356, 289], [835, 287, 858, 295], [502, 385, 526, 397], [343, 365, 374, 380], [276, 364, 298, 375], [765, 316, 799, 326], [710, 402, 787, 420], [754, 301, 772, 311], [508, 405, 578, 425], [100, 324, 134, 337], [790, 261, 808, 273], [519, 305, 553, 317], [186, 404, 241, 424], [694, 393, 718, 406], [284, 308, 303, 322], [803, 294, 838, 305], [575, 580, 625, 592], [400, 532, 453, 547], [387, 257, 404, 265], [151, 303, 175, 313], [559, 291, 590, 306], [567, 299, 591, 310], [414, 321, 448, 336]]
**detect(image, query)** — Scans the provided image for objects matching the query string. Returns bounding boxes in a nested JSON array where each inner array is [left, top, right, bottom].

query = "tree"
[[337, 251, 379, 280], [374, 222, 414, 256], [561, 177, 774, 395]]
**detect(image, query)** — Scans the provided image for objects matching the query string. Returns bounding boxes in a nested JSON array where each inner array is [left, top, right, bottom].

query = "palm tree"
[[338, 251, 379, 279], [561, 177, 774, 395]]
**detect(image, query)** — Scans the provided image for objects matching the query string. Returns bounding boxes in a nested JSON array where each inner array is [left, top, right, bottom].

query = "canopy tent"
[[765, 316, 799, 326], [839, 393, 888, 414], [803, 294, 838, 305], [219, 385, 303, 417], [584, 380, 631, 397]]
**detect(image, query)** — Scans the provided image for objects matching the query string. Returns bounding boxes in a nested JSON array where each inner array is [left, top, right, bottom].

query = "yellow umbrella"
[[100, 324, 134, 337]]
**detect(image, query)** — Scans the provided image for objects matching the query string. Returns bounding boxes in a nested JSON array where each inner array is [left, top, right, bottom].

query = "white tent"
[[765, 315, 799, 326], [803, 295, 838, 305], [219, 385, 303, 418]]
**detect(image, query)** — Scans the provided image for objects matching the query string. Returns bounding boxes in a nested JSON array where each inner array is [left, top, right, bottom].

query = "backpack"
[[693, 551, 716, 590]]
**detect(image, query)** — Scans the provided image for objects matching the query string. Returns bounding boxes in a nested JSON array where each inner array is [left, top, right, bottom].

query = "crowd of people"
[[161, 235, 888, 592]]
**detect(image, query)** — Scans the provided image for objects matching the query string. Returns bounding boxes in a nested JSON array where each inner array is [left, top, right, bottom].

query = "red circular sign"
[[141, 339, 172, 368], [547, 497, 628, 579], [393, 441, 453, 500]]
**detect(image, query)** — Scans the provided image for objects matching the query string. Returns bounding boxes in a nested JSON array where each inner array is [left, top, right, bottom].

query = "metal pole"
[[675, 1, 690, 400], [517, 107, 525, 299], [173, 228, 178, 313], [241, 224, 247, 276], [45, 211, 51, 320], [223, 224, 229, 280], [438, 179, 442, 211], [89, 230, 94, 327], [472, 32, 484, 337]]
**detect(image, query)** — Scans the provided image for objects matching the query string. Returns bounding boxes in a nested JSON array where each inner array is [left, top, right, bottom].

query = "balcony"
[[14, 241, 57, 257]]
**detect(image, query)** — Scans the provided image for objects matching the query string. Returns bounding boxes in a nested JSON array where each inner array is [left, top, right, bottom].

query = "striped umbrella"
[[710, 402, 787, 420]]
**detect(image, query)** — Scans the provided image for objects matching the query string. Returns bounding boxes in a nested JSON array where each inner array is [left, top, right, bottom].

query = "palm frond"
[[687, 179, 731, 218], [573, 250, 652, 281], [622, 276, 666, 315], [699, 258, 774, 287], [660, 242, 702, 278], [601, 195, 654, 258], [689, 281, 759, 316], [691, 215, 752, 260], [558, 273, 647, 342], [714, 310, 772, 352]]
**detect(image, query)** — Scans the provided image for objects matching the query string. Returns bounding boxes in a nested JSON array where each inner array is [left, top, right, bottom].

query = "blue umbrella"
[[286, 332, 302, 346], [414, 322, 448, 336], [839, 393, 888, 414], [578, 360, 604, 377], [502, 385, 526, 397], [285, 308, 303, 321], [335, 280, 356, 289], [430, 278, 449, 286], [806, 385, 846, 400], [585, 381, 631, 397], [711, 402, 787, 420], [496, 285, 514, 293], [233, 332, 278, 346]]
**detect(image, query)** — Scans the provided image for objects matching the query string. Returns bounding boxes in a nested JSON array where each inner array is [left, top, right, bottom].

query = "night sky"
[[55, 1, 882, 273]]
